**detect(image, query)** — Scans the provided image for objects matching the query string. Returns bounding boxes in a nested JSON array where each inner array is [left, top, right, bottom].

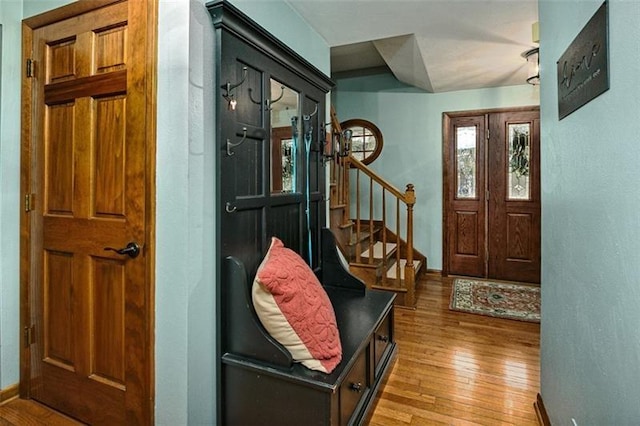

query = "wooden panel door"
[[444, 108, 540, 283], [488, 110, 541, 283], [445, 115, 487, 278], [21, 1, 154, 424]]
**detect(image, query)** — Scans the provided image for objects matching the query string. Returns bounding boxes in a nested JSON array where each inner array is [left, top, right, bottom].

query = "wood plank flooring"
[[0, 398, 83, 425], [367, 274, 540, 425], [0, 274, 540, 425]]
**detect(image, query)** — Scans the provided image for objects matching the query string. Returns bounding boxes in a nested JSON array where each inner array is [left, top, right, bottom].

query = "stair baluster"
[[328, 107, 424, 308]]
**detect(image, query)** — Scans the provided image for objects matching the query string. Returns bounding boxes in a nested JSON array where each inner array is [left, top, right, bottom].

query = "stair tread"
[[331, 221, 353, 231], [372, 282, 408, 293], [348, 262, 379, 269], [353, 223, 383, 232], [360, 242, 397, 259], [347, 231, 373, 245], [386, 258, 422, 280]]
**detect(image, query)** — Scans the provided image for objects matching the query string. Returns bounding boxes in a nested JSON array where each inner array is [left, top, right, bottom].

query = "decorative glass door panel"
[[455, 126, 477, 199], [507, 123, 531, 200]]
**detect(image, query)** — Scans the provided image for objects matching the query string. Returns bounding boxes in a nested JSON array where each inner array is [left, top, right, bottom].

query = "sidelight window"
[[507, 123, 531, 200], [455, 126, 477, 199]]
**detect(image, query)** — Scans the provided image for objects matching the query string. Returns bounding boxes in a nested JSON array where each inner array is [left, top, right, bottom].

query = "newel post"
[[404, 184, 416, 307]]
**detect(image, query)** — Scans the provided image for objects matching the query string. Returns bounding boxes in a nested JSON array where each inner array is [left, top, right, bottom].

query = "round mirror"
[[340, 119, 383, 165]]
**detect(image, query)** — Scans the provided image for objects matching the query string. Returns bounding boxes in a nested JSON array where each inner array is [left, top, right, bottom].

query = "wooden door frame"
[[442, 106, 539, 277], [19, 0, 158, 423]]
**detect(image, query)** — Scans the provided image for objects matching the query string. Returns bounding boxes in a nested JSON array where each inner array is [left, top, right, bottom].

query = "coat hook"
[[221, 67, 248, 110], [226, 127, 248, 156], [267, 86, 285, 110], [303, 105, 318, 142], [248, 88, 261, 105], [225, 202, 237, 213], [304, 104, 318, 120]]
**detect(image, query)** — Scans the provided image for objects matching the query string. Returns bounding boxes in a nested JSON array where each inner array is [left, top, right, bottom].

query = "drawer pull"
[[350, 382, 363, 393], [377, 334, 389, 343]]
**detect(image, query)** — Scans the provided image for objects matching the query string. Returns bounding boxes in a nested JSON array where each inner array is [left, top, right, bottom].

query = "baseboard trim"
[[0, 383, 19, 404], [534, 393, 551, 426], [425, 268, 442, 276]]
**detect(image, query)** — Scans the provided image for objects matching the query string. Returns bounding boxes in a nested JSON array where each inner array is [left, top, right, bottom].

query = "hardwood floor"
[[367, 274, 541, 425], [0, 398, 83, 425], [0, 274, 540, 426]]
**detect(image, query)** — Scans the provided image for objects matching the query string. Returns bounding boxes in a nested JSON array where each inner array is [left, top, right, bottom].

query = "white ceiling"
[[285, 0, 539, 92]]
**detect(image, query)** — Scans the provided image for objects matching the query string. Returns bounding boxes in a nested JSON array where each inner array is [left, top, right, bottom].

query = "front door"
[[444, 108, 540, 283], [487, 110, 541, 283], [21, 1, 155, 424]]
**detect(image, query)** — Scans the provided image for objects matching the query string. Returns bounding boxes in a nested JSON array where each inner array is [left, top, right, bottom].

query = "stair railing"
[[329, 107, 417, 306], [350, 156, 415, 283]]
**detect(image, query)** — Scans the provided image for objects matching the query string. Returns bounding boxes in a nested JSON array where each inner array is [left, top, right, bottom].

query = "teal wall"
[[156, 3, 193, 422], [539, 0, 640, 423], [0, 0, 25, 391], [156, 0, 328, 423], [22, 0, 75, 17], [0, 0, 328, 424], [231, 0, 329, 76], [334, 74, 539, 270], [0, 0, 79, 396], [0, 0, 77, 393]]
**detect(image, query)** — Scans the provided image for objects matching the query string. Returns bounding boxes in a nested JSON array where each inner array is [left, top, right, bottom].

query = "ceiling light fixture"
[[522, 47, 539, 85]]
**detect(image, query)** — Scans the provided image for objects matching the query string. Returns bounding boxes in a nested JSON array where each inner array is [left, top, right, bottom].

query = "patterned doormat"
[[449, 278, 540, 323]]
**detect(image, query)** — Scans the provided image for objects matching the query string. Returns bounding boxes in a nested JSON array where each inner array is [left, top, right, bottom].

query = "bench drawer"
[[339, 348, 370, 425], [374, 314, 392, 377]]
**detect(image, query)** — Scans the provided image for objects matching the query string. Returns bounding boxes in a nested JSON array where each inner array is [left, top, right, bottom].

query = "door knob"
[[104, 242, 140, 259]]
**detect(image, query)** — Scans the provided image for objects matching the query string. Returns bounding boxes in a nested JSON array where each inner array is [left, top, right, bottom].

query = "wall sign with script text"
[[557, 1, 609, 120]]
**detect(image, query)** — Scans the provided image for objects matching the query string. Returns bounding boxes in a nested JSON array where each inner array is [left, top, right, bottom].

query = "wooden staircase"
[[328, 107, 426, 308]]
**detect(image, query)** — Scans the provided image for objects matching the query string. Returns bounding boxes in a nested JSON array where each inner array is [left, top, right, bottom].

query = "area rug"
[[449, 278, 540, 323]]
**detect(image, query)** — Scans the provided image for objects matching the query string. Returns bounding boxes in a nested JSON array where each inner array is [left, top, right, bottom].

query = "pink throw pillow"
[[252, 237, 342, 373]]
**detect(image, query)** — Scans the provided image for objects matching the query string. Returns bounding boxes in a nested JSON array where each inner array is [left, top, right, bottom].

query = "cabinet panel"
[[373, 316, 392, 377], [219, 30, 328, 275], [233, 62, 264, 129], [223, 363, 331, 426], [211, 3, 395, 426], [340, 347, 370, 425]]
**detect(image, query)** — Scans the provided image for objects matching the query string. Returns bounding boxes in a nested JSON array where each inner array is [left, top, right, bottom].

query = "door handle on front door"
[[104, 242, 141, 258]]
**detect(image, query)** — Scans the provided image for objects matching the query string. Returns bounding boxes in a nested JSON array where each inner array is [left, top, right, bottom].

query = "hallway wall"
[[0, 0, 25, 391], [539, 0, 640, 423], [156, 0, 329, 423]]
